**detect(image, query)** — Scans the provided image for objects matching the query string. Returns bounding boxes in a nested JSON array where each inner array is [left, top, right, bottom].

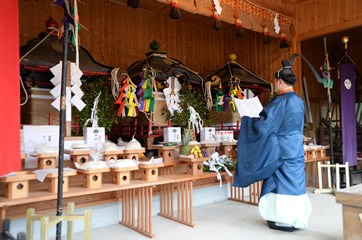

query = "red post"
[[148, 119, 151, 136], [134, 119, 138, 136], [168, 118, 171, 127], [0, 0, 21, 175], [49, 112, 53, 125], [221, 122, 224, 130]]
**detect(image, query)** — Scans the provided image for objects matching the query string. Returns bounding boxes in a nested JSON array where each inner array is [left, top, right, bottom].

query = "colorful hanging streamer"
[[215, 82, 225, 113]]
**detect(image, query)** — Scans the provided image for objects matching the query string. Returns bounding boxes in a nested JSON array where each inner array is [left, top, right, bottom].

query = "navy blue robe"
[[233, 92, 306, 198]]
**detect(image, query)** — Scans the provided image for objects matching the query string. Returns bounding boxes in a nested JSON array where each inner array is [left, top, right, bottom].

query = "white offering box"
[[83, 127, 105, 147], [163, 127, 181, 143], [200, 127, 216, 142]]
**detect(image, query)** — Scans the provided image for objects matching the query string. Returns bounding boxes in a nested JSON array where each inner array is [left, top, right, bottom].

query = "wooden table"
[[335, 184, 362, 240], [0, 171, 225, 238]]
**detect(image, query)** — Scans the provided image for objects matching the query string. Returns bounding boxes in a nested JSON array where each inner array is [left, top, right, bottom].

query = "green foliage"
[[74, 77, 119, 132], [162, 83, 216, 127]]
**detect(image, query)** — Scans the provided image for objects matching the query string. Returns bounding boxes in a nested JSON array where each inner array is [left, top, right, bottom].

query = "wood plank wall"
[[296, 0, 362, 40], [19, 0, 294, 101], [296, 0, 362, 143]]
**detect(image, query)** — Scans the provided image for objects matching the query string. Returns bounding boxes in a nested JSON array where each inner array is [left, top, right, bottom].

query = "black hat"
[[274, 59, 296, 85]]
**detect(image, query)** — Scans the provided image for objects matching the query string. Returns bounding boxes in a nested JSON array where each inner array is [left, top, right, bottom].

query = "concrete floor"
[[69, 187, 344, 240]]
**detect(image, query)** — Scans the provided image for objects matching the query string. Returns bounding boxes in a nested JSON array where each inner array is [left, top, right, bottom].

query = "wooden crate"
[[78, 168, 110, 189], [46, 170, 77, 193], [138, 163, 164, 181], [123, 148, 145, 161], [65, 149, 91, 166], [103, 149, 124, 162], [31, 153, 58, 169], [111, 166, 138, 185], [153, 145, 180, 163], [219, 142, 237, 158], [0, 171, 36, 199], [200, 143, 220, 157], [179, 157, 208, 176]]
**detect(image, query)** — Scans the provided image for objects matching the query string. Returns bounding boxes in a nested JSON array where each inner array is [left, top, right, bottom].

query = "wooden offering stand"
[[31, 153, 57, 169], [153, 145, 179, 163], [0, 171, 36, 199], [179, 157, 208, 176], [21, 154, 27, 169], [77, 168, 110, 189], [138, 163, 164, 181], [335, 184, 362, 240], [103, 149, 124, 162], [111, 166, 138, 185], [200, 143, 219, 157], [65, 149, 91, 166], [45, 170, 77, 193], [123, 148, 145, 161], [219, 142, 238, 158]]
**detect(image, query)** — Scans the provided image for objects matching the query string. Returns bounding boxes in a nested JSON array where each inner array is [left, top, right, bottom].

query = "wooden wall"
[[296, 0, 362, 143], [296, 0, 362, 41], [19, 0, 296, 125], [19, 0, 293, 84]]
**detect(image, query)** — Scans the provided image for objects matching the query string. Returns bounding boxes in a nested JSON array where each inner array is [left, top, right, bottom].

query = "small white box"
[[83, 127, 105, 147], [216, 131, 234, 142], [201, 127, 216, 141], [163, 127, 181, 142]]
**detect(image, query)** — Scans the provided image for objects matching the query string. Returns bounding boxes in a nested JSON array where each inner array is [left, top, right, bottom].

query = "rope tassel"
[[263, 27, 271, 44], [213, 11, 221, 31], [235, 18, 245, 37], [280, 32, 288, 48], [127, 0, 140, 8], [170, 0, 180, 19]]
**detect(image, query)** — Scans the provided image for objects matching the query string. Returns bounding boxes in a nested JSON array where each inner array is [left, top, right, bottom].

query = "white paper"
[[71, 84, 84, 97], [50, 76, 61, 86], [232, 96, 263, 118], [50, 84, 61, 98], [33, 168, 76, 182], [70, 62, 83, 86], [108, 159, 139, 168], [51, 97, 60, 111], [50, 61, 63, 76], [71, 95, 86, 111], [66, 87, 72, 122], [138, 157, 163, 165]]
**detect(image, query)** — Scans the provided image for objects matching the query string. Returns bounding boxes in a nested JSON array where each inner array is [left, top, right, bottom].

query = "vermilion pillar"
[[0, 1, 20, 176]]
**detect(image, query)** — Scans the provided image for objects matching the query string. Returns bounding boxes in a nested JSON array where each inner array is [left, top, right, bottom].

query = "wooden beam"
[[155, 0, 293, 38], [248, 0, 296, 18], [297, 18, 362, 41]]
